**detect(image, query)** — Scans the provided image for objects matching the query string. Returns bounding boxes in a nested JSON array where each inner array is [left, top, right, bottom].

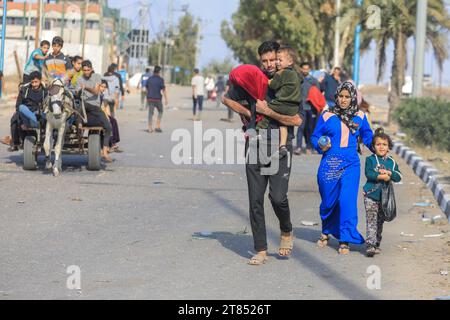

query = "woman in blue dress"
[[311, 81, 374, 254]]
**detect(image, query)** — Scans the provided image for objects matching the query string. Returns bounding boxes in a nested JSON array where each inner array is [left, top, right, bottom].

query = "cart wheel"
[[23, 136, 37, 171], [87, 133, 101, 171]]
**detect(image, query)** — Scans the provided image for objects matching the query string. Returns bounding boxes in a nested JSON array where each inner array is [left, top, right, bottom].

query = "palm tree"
[[366, 0, 450, 122]]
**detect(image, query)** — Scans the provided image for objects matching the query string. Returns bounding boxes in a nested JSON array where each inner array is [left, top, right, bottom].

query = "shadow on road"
[[207, 191, 377, 300], [293, 227, 367, 257]]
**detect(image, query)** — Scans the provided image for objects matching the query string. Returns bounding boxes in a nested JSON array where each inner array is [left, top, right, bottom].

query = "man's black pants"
[[245, 143, 293, 252]]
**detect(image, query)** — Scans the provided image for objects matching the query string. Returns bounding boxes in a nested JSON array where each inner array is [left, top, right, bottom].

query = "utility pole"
[[163, 0, 173, 74], [412, 0, 428, 97], [0, 0, 7, 98], [334, 0, 341, 68], [138, 2, 149, 73], [352, 0, 363, 86], [61, 0, 66, 39], [35, 0, 43, 48], [81, 0, 90, 58], [26, 0, 32, 60]]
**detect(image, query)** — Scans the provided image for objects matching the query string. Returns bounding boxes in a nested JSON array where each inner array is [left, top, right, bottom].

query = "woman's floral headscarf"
[[333, 81, 360, 134]]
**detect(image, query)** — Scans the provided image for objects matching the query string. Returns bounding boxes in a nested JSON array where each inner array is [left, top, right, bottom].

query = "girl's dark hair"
[[72, 55, 83, 64], [372, 127, 394, 150], [101, 79, 109, 88], [40, 40, 50, 47]]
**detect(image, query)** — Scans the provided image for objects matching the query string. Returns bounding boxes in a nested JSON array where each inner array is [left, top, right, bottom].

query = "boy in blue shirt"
[[23, 40, 50, 83], [363, 128, 402, 257]]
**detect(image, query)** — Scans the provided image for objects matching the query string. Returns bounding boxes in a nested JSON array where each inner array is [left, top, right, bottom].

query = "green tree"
[[202, 58, 236, 76], [148, 13, 199, 85], [221, 0, 370, 72], [365, 0, 450, 121]]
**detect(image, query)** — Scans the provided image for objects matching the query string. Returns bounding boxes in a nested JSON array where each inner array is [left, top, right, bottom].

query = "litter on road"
[[400, 232, 415, 237], [414, 202, 433, 208], [424, 234, 445, 238], [301, 221, 319, 226]]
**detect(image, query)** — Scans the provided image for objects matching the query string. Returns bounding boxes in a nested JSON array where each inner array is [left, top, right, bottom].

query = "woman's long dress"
[[311, 111, 374, 244]]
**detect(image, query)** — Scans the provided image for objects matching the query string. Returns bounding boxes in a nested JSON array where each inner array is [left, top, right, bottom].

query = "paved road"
[[0, 86, 448, 300]]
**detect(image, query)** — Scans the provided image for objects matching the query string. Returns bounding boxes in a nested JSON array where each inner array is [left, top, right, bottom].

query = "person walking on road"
[[138, 68, 152, 111], [295, 61, 320, 155], [363, 129, 401, 257], [312, 81, 374, 255], [320, 67, 342, 110], [222, 41, 303, 265], [215, 76, 226, 108], [191, 69, 205, 121], [146, 66, 168, 133], [103, 65, 121, 118]]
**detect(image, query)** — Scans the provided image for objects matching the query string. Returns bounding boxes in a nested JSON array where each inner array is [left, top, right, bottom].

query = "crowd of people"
[[1, 35, 402, 264], [222, 40, 401, 263], [1, 36, 127, 163]]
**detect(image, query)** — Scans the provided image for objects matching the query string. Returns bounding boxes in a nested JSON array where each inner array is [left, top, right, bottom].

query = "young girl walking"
[[363, 128, 402, 257]]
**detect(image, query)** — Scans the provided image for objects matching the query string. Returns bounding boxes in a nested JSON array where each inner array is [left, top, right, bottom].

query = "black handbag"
[[380, 181, 397, 222]]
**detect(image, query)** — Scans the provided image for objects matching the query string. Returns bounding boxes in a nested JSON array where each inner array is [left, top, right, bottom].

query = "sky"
[[108, 0, 240, 69], [108, 0, 450, 86]]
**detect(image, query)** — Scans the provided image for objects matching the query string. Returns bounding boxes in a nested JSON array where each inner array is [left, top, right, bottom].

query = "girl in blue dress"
[[311, 81, 374, 254]]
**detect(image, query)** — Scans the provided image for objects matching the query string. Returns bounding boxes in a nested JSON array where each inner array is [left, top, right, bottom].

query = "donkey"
[[43, 79, 74, 176]]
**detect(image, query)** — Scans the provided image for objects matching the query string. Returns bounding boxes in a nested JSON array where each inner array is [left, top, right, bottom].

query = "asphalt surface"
[[0, 86, 448, 300]]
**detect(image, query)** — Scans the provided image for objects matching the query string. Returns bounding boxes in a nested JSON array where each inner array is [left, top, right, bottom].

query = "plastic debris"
[[414, 202, 433, 207], [153, 181, 165, 185], [192, 231, 216, 240], [435, 296, 450, 300], [400, 232, 415, 237], [439, 270, 448, 276], [424, 234, 444, 238], [301, 221, 319, 227], [422, 214, 431, 224], [71, 198, 82, 202], [17, 201, 25, 204], [432, 215, 448, 226]]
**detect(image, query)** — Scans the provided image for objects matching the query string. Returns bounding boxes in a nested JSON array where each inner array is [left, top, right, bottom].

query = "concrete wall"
[[2, 39, 110, 77]]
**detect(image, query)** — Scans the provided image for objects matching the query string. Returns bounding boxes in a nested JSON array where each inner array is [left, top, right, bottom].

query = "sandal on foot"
[[317, 234, 329, 248], [278, 232, 294, 257], [248, 254, 268, 266], [338, 243, 350, 255]]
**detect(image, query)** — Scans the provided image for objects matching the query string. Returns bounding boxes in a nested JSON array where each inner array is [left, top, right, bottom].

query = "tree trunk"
[[388, 29, 407, 124]]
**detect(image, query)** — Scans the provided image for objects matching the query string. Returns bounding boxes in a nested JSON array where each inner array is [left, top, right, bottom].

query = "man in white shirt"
[[191, 68, 205, 121]]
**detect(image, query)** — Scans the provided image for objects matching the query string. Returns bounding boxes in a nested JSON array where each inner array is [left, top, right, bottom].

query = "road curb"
[[393, 142, 450, 220]]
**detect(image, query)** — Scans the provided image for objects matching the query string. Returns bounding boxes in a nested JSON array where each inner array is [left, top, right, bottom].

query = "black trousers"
[[245, 143, 293, 252], [296, 109, 317, 150], [86, 106, 112, 148], [10, 112, 23, 146]]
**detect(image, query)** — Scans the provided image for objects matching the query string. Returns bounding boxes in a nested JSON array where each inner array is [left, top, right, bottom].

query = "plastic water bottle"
[[318, 136, 331, 149]]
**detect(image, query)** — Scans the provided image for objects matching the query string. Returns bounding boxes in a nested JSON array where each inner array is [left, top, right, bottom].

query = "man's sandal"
[[248, 253, 268, 266], [338, 244, 350, 255], [317, 234, 330, 248], [278, 232, 294, 257]]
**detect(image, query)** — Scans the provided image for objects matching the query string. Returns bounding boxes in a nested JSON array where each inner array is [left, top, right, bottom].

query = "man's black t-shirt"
[[16, 85, 47, 112]]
